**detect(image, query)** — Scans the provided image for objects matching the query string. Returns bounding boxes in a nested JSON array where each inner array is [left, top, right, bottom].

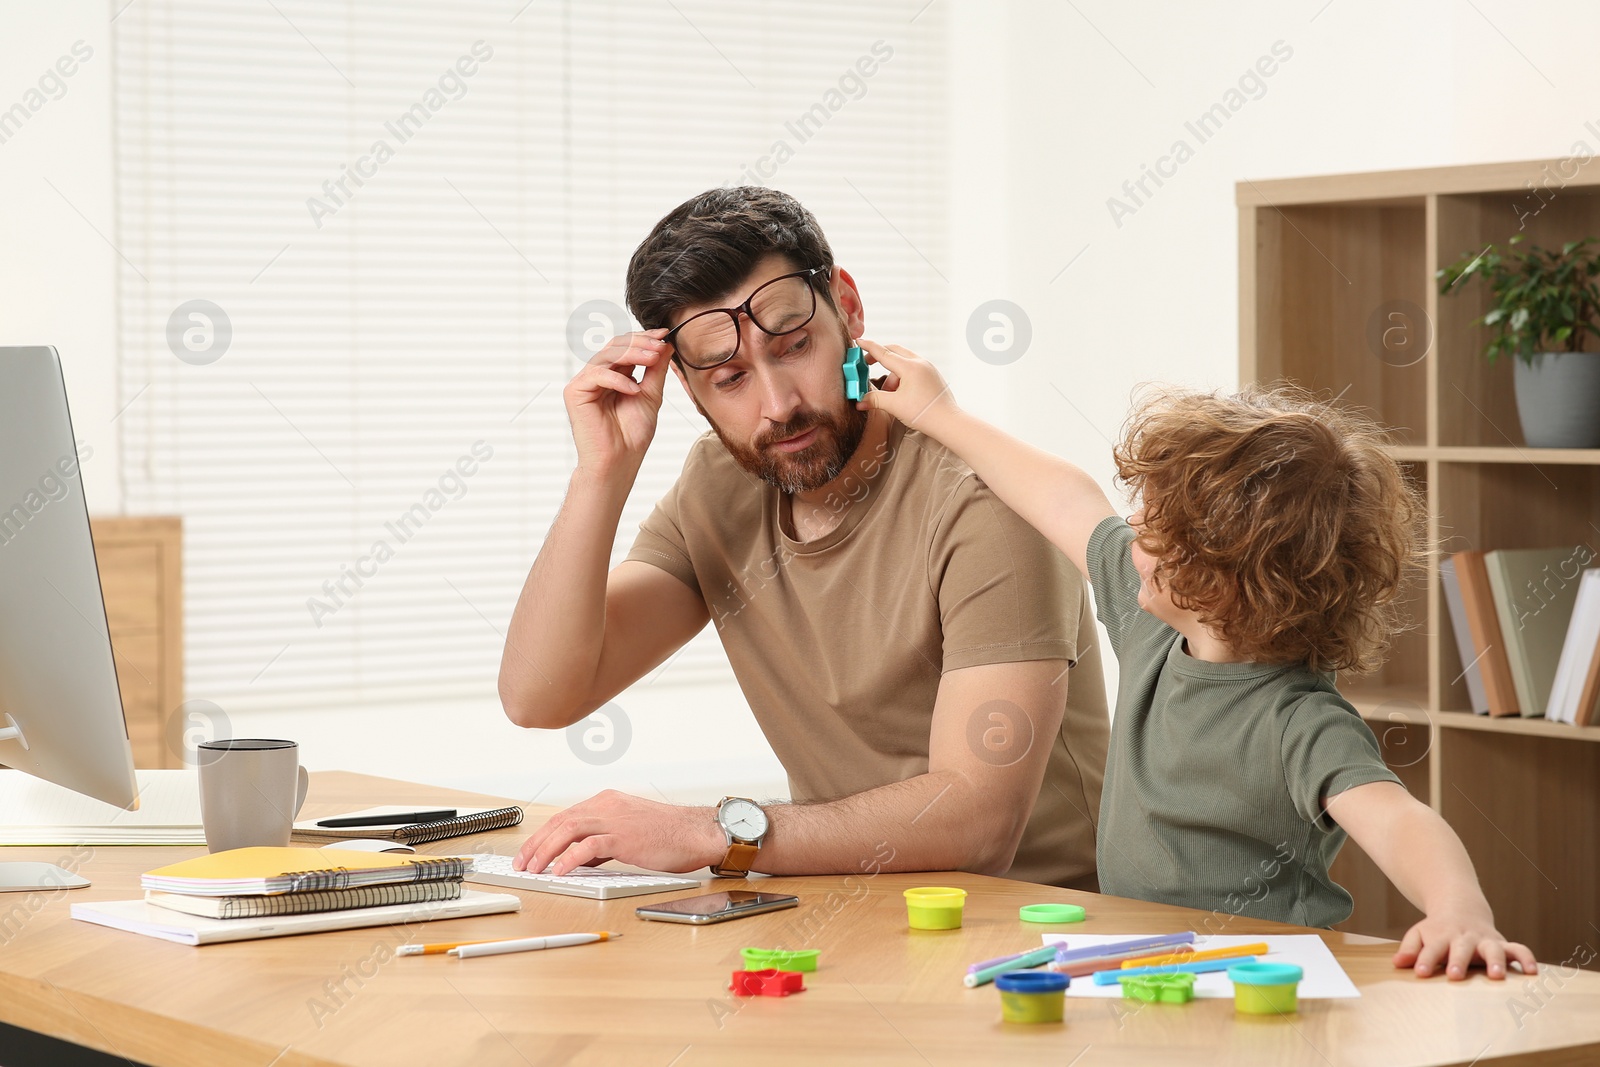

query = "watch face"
[[721, 798, 768, 840]]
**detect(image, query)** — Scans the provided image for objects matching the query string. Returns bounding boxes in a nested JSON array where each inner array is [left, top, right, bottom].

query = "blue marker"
[[1092, 955, 1258, 986]]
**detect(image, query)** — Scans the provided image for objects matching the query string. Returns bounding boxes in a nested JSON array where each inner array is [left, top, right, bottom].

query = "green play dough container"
[[741, 947, 819, 972], [903, 886, 966, 930], [1019, 903, 1085, 924], [1228, 962, 1303, 1015]]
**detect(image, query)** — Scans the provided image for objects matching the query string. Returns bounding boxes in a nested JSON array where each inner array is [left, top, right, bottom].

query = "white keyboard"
[[464, 854, 702, 900]]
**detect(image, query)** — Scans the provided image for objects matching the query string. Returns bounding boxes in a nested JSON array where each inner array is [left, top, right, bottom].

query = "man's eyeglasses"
[[663, 266, 830, 370]]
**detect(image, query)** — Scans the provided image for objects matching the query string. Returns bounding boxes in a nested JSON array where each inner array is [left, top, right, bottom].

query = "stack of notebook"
[[142, 846, 473, 919], [71, 847, 520, 944]]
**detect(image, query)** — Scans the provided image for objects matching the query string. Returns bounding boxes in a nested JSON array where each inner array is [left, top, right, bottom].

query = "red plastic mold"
[[729, 968, 805, 996]]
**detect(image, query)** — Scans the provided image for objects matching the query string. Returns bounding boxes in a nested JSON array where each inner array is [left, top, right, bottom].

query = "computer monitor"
[[0, 346, 141, 890]]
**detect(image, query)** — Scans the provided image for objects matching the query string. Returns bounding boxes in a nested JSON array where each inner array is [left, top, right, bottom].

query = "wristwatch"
[[710, 796, 768, 877]]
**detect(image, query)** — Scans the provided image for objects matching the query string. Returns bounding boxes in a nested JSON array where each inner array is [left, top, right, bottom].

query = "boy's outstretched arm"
[[857, 340, 1115, 577], [1324, 781, 1537, 980]]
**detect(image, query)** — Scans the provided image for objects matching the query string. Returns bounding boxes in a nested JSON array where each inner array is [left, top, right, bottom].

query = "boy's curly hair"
[[1112, 383, 1426, 674]]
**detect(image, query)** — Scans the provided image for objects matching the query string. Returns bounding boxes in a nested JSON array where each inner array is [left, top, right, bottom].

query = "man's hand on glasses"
[[563, 329, 673, 478]]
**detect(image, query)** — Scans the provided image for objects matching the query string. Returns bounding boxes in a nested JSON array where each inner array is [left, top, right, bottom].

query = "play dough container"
[[903, 886, 966, 929], [1019, 903, 1086, 924], [1228, 962, 1304, 1015], [995, 970, 1069, 1023], [741, 947, 819, 972]]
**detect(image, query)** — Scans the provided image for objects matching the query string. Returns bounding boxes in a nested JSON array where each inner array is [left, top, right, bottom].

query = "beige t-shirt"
[[626, 419, 1109, 889]]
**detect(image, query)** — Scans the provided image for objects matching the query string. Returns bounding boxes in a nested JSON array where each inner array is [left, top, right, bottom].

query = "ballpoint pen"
[[316, 809, 457, 828], [448, 932, 621, 958], [398, 938, 506, 956]]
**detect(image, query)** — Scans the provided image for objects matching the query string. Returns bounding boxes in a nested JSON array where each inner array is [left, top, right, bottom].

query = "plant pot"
[[1513, 352, 1600, 448]]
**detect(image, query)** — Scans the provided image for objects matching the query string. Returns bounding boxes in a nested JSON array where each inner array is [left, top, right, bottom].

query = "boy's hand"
[[1394, 909, 1537, 980], [855, 340, 957, 430]]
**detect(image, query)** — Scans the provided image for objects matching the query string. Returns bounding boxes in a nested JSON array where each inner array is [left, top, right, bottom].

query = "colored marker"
[[963, 944, 1061, 988], [1092, 955, 1258, 986], [1051, 933, 1195, 965], [1120, 942, 1267, 970]]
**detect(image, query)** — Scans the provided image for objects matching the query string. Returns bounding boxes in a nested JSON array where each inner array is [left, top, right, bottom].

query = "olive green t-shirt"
[[1085, 515, 1401, 928], [626, 419, 1110, 890]]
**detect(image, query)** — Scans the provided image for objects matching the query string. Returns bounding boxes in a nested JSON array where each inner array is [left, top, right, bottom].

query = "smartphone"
[[635, 890, 799, 925]]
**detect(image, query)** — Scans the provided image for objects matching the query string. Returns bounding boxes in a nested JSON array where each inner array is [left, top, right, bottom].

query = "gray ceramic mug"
[[196, 739, 310, 852]]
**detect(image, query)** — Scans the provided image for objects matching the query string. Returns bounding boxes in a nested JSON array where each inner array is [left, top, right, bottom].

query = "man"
[[498, 186, 1108, 889]]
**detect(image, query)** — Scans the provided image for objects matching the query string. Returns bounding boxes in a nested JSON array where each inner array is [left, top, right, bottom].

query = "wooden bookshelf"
[[89, 516, 184, 769], [1239, 158, 1600, 967]]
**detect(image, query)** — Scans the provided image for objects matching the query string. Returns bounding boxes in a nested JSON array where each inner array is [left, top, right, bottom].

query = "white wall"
[[0, 1, 120, 512], [6, 0, 1599, 805], [950, 0, 1598, 500]]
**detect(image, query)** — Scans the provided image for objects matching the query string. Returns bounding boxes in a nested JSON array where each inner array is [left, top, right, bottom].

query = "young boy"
[[857, 340, 1536, 981]]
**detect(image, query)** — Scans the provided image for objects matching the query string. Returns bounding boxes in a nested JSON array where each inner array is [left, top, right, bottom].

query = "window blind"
[[114, 0, 948, 715]]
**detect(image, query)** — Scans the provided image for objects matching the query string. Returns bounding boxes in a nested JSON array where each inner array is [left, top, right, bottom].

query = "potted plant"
[[1437, 235, 1600, 448]]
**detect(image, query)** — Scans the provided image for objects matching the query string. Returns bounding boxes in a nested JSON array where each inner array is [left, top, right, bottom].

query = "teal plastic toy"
[[843, 345, 869, 400]]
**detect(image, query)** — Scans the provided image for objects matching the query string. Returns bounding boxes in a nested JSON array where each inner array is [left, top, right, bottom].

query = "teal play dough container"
[[1228, 962, 1304, 1015], [995, 970, 1069, 1023], [903, 887, 966, 929]]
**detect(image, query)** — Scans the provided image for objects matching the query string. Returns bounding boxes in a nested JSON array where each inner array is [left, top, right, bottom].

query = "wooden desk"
[[2, 772, 1598, 1067]]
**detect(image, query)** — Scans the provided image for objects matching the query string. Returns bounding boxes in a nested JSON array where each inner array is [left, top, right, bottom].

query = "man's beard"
[[711, 402, 868, 495]]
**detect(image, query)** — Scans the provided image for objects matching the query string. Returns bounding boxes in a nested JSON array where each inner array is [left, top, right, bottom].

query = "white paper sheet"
[[0, 769, 205, 844], [1041, 933, 1362, 999]]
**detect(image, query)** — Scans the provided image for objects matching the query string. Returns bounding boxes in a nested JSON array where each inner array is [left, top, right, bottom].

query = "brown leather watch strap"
[[711, 841, 759, 878]]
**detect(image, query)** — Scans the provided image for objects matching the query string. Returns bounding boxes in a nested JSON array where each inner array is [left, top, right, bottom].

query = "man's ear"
[[830, 266, 866, 338]]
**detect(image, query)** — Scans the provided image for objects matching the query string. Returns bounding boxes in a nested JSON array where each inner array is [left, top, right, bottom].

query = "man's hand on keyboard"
[[513, 790, 725, 877]]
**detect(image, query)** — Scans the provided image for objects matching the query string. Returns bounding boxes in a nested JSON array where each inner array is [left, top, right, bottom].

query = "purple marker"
[[1051, 932, 1195, 965], [968, 932, 1194, 975]]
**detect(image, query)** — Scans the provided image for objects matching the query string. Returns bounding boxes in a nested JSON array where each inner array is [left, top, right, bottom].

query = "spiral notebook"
[[292, 805, 524, 844], [146, 878, 462, 920], [142, 846, 471, 896]]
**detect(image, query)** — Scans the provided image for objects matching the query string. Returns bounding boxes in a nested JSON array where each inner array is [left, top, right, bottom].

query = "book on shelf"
[[1450, 550, 1520, 716], [146, 878, 462, 920], [1573, 627, 1600, 728], [142, 846, 471, 897], [292, 804, 523, 844], [1440, 557, 1490, 714], [1548, 568, 1600, 725], [1483, 547, 1590, 719]]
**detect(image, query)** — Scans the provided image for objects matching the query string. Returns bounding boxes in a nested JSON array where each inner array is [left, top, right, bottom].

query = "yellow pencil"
[[397, 939, 506, 957], [1120, 942, 1269, 969]]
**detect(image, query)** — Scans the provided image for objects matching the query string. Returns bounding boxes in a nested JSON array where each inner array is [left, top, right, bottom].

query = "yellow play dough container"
[[1228, 962, 1304, 1015], [903, 886, 966, 930]]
